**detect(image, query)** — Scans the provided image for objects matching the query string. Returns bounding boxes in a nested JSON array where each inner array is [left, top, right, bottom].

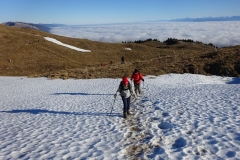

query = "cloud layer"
[[49, 21, 240, 47]]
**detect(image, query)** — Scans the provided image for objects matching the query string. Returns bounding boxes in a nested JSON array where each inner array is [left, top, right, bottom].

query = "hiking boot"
[[123, 112, 127, 118], [135, 90, 137, 95]]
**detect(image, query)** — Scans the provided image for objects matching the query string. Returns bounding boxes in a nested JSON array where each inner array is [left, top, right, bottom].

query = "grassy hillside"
[[0, 24, 239, 79]]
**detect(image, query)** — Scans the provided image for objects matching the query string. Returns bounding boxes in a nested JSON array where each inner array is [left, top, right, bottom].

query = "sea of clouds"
[[49, 21, 240, 47]]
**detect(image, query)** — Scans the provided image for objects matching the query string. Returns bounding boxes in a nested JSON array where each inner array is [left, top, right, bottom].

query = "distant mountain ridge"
[[1, 22, 51, 32], [169, 16, 240, 22], [149, 16, 240, 22], [3, 16, 240, 32], [39, 23, 67, 27]]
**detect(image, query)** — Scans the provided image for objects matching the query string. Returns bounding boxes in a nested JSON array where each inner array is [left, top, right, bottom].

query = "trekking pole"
[[109, 97, 116, 117], [142, 81, 145, 95]]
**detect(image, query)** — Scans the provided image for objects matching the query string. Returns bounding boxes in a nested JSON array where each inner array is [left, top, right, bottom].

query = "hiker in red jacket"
[[131, 69, 144, 95], [114, 76, 134, 118]]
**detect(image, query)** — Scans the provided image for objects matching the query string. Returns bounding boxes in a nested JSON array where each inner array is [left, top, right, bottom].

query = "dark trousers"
[[121, 96, 130, 113], [134, 83, 141, 94]]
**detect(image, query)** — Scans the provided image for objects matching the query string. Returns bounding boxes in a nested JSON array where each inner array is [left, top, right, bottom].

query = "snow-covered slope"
[[0, 74, 239, 159]]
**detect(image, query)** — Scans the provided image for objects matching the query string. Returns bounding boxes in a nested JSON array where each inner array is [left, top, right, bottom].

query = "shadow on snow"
[[0, 109, 121, 117], [227, 77, 240, 84], [51, 92, 113, 96]]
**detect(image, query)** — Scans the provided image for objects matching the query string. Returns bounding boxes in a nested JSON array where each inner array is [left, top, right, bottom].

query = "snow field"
[[0, 74, 239, 159]]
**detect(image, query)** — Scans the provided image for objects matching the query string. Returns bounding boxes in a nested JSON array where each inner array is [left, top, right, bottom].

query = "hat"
[[122, 77, 129, 85]]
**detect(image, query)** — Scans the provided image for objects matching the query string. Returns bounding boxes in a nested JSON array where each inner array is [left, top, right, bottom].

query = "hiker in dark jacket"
[[121, 56, 125, 64], [114, 76, 134, 118], [131, 69, 144, 95]]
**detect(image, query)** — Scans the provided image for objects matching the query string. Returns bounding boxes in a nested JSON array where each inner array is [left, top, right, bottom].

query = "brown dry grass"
[[0, 24, 239, 79]]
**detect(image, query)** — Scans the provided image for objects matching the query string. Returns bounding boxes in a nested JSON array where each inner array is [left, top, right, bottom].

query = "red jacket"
[[131, 72, 144, 84]]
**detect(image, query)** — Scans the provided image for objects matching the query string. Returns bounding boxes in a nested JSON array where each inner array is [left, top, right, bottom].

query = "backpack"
[[120, 81, 130, 91], [133, 73, 140, 81]]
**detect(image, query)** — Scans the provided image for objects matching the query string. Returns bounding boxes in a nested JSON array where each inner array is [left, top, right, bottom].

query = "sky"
[[1, 0, 240, 24], [0, 73, 239, 159]]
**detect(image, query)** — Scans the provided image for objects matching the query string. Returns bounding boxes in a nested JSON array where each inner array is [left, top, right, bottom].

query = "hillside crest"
[[0, 24, 239, 79]]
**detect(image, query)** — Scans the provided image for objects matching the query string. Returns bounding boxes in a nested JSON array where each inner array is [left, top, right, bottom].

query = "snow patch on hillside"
[[44, 37, 91, 52]]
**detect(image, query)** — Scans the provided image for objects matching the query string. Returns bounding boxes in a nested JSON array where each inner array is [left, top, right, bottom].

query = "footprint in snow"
[[154, 106, 161, 110], [172, 137, 187, 148], [226, 151, 236, 158], [162, 112, 169, 117], [158, 121, 173, 130]]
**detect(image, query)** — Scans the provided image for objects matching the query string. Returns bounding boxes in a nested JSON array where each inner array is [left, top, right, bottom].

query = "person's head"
[[122, 76, 129, 86], [134, 69, 138, 73]]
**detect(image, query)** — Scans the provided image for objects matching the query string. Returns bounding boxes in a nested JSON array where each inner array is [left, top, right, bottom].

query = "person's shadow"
[[0, 109, 121, 117], [51, 92, 113, 96], [227, 78, 240, 84]]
